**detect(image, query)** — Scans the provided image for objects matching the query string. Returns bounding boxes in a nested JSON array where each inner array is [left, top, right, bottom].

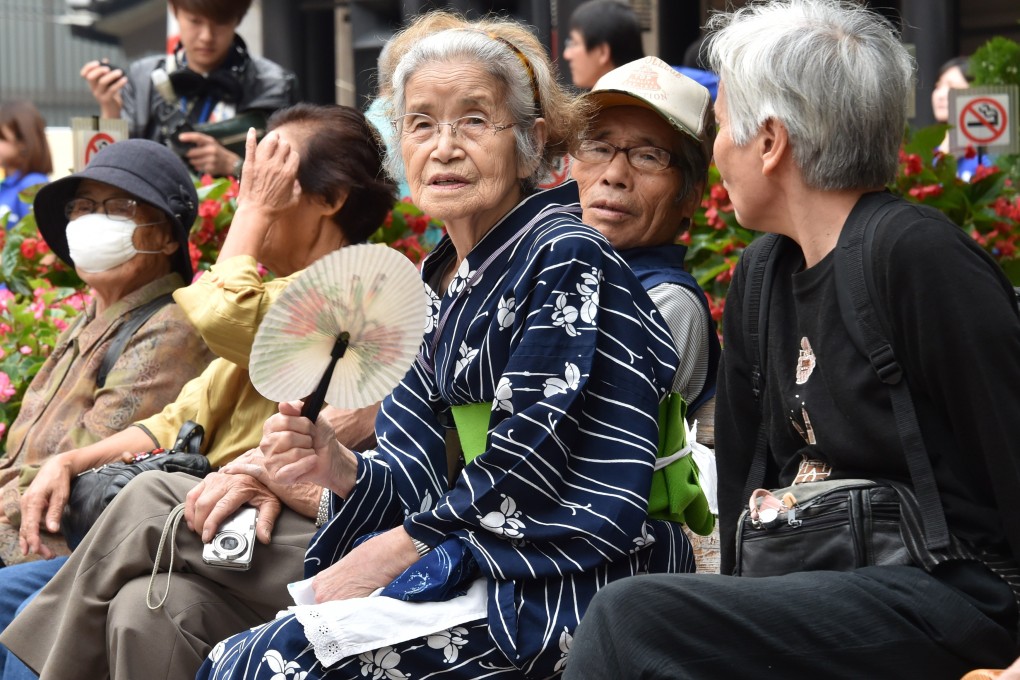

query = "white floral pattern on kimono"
[[198, 182, 695, 680]]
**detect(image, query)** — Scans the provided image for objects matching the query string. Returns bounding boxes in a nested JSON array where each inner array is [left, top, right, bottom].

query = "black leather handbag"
[[734, 478, 915, 577], [61, 421, 211, 549]]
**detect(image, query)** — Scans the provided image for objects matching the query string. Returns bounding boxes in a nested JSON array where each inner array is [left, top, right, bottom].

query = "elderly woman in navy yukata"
[[198, 11, 696, 680]]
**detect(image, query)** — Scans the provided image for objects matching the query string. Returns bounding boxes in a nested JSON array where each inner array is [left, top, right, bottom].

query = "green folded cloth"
[[449, 393, 714, 535], [648, 393, 714, 536], [450, 402, 492, 465]]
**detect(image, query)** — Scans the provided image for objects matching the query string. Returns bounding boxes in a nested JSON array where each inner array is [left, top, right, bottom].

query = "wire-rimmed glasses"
[[571, 139, 676, 173], [64, 197, 141, 222], [393, 114, 515, 144]]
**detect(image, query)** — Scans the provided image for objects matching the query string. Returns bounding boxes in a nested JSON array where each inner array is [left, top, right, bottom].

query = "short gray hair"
[[706, 0, 913, 190], [386, 27, 563, 191]]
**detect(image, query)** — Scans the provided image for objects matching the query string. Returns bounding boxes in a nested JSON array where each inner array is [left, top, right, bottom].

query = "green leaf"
[[905, 124, 949, 160], [694, 260, 733, 288]]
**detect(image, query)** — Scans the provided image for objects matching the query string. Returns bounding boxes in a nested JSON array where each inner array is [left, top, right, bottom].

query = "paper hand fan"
[[250, 243, 429, 420]]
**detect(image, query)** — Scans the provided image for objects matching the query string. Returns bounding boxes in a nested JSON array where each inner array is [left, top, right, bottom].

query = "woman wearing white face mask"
[[0, 139, 214, 566]]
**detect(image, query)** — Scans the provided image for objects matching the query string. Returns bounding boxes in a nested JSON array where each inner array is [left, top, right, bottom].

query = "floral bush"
[[684, 124, 1020, 327], [370, 196, 446, 264]]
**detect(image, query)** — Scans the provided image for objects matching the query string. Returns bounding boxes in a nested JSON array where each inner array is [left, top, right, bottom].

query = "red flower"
[[901, 152, 923, 177], [715, 258, 735, 284], [188, 241, 202, 273], [995, 239, 1016, 258], [20, 238, 38, 259], [198, 199, 221, 219], [224, 178, 240, 199], [199, 173, 215, 186], [704, 291, 725, 324], [964, 145, 977, 159], [907, 184, 943, 200], [971, 164, 999, 183], [409, 215, 428, 235]]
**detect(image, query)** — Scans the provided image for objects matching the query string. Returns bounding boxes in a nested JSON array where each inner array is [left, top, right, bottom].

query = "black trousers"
[[563, 566, 1019, 680]]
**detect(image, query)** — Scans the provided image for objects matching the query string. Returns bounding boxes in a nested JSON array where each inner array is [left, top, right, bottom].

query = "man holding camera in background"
[[80, 0, 297, 177]]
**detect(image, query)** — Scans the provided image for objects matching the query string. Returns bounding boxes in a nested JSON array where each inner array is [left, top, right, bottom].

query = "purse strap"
[[832, 192, 949, 551], [172, 420, 205, 454], [97, 293, 175, 389]]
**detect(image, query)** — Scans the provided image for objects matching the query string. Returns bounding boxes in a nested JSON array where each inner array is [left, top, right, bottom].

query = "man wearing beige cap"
[[571, 55, 719, 414]]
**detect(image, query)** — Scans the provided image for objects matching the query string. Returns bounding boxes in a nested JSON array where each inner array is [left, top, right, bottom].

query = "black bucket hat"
[[35, 138, 198, 281]]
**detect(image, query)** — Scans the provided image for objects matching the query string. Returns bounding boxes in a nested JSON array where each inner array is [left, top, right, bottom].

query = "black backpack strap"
[[97, 293, 175, 389], [739, 233, 785, 500], [833, 192, 951, 551]]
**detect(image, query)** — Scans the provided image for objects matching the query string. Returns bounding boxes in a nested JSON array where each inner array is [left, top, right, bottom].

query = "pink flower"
[[19, 346, 31, 355], [0, 372, 16, 402]]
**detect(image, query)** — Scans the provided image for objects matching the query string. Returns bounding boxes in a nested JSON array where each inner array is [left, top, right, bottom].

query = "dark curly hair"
[[267, 103, 396, 245]]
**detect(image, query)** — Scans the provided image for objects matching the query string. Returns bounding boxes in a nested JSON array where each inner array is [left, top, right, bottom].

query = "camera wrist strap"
[[146, 502, 187, 610]]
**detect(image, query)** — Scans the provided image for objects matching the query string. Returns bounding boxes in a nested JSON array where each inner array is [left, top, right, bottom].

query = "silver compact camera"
[[202, 506, 257, 570]]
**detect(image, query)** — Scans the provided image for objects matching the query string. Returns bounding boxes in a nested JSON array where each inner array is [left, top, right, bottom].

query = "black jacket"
[[715, 195, 1020, 576], [119, 36, 298, 144]]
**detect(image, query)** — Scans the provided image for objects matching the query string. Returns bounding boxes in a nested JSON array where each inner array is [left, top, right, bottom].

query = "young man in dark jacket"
[[81, 0, 297, 177]]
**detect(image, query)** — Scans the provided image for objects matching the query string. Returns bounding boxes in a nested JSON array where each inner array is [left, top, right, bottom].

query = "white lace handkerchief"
[[286, 577, 488, 667]]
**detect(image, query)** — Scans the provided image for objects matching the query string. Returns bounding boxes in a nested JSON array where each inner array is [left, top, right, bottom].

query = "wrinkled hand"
[[179, 131, 239, 177], [80, 60, 126, 119], [18, 454, 76, 558], [311, 526, 420, 603], [235, 128, 301, 215], [221, 448, 321, 519], [184, 464, 282, 544], [261, 401, 358, 495]]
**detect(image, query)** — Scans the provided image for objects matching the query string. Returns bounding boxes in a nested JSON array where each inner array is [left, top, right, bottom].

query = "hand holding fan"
[[250, 243, 429, 421]]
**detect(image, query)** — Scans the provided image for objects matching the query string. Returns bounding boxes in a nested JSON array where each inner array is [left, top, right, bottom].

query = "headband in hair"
[[488, 33, 542, 115]]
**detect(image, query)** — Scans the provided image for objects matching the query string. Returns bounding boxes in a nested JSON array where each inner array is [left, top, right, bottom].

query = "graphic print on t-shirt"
[[795, 336, 816, 385], [790, 335, 832, 482]]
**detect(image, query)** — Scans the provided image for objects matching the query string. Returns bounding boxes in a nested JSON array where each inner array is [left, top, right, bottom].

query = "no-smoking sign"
[[949, 86, 1019, 154], [84, 132, 116, 164]]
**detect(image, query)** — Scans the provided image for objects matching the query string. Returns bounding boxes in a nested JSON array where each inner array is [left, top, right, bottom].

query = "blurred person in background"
[[562, 0, 644, 90], [0, 101, 52, 228], [79, 0, 297, 177]]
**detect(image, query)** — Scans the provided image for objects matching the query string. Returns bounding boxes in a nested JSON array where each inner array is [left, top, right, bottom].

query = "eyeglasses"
[[64, 197, 143, 222], [393, 114, 515, 144], [571, 139, 676, 173]]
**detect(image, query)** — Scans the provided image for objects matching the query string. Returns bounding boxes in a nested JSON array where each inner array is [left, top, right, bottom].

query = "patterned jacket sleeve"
[[68, 304, 214, 450], [304, 353, 446, 573], [173, 255, 294, 369]]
